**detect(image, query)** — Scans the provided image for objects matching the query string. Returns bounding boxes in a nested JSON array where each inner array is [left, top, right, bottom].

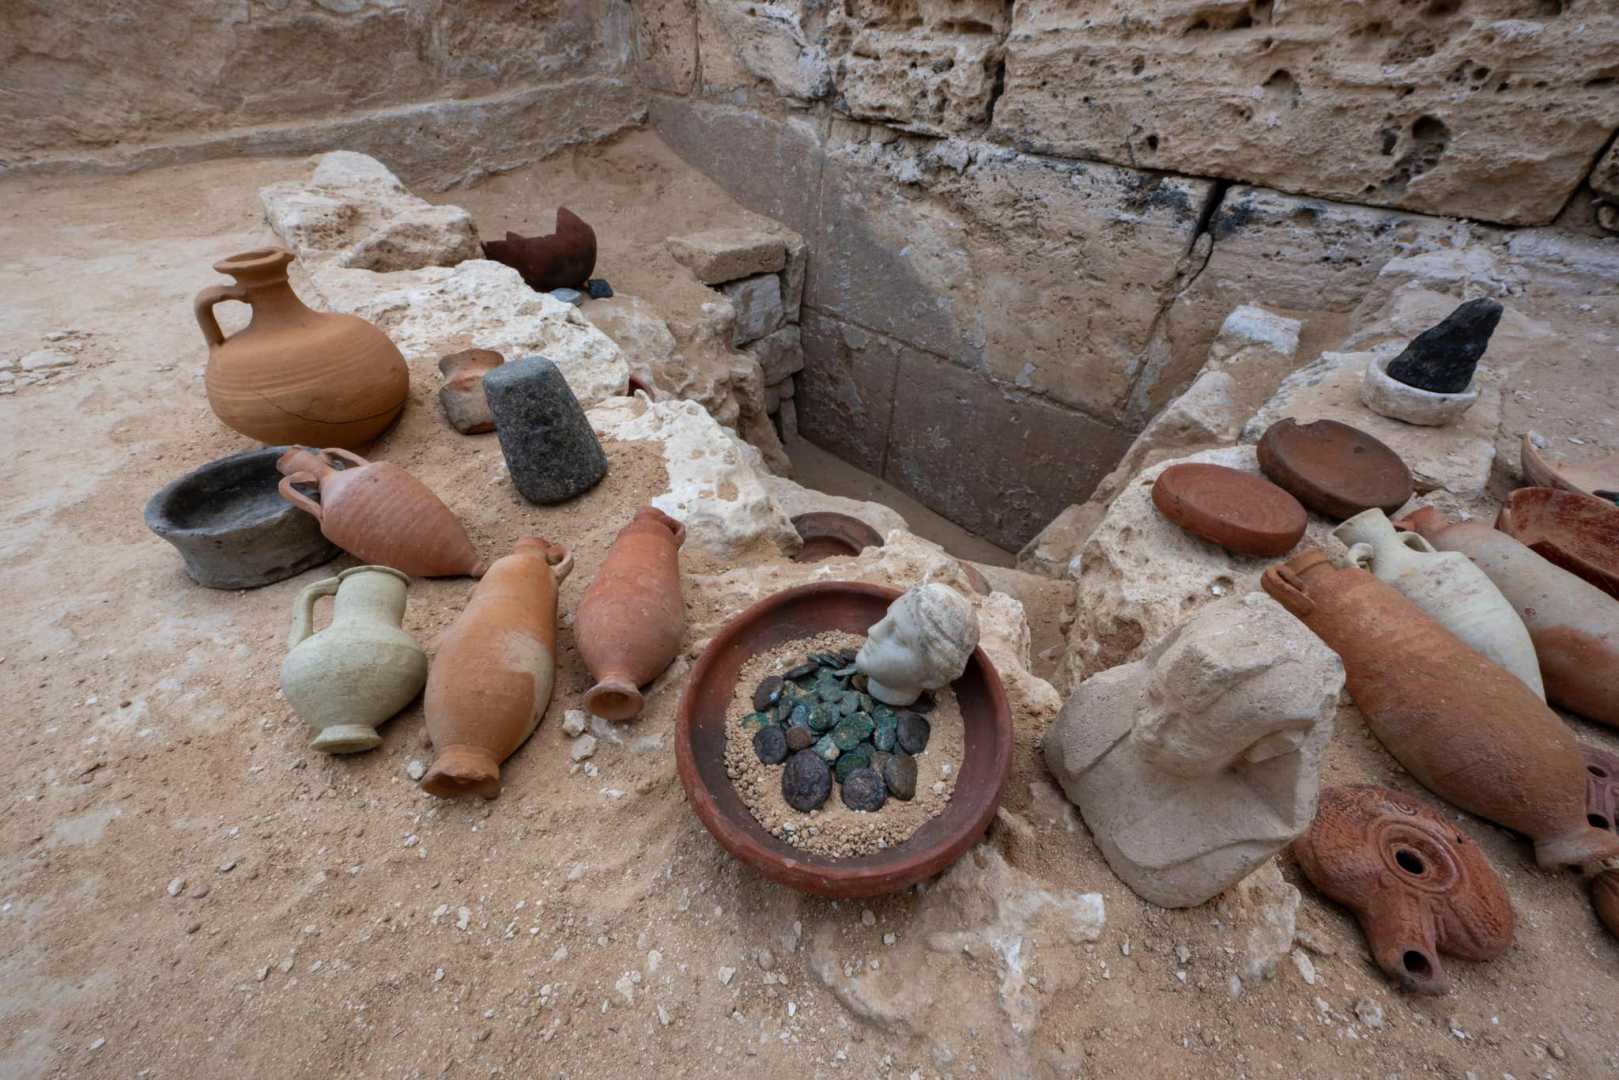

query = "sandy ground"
[[3, 137, 1619, 1080]]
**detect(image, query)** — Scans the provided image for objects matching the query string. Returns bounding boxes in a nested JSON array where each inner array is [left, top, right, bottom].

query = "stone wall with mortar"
[[0, 0, 645, 189], [634, 0, 1618, 549]]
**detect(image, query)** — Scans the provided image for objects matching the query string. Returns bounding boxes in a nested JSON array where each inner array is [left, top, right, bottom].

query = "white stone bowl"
[[1360, 351, 1479, 427]]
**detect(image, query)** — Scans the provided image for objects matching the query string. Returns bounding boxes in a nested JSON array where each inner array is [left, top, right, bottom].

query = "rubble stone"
[[666, 228, 787, 285]]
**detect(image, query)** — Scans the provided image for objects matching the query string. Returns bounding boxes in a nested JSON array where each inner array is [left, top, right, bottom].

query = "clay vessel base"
[[422, 745, 503, 799], [310, 724, 385, 755], [586, 676, 643, 722]]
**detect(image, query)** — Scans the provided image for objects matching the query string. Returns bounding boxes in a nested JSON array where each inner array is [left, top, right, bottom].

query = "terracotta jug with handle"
[[421, 538, 573, 798], [574, 506, 687, 721], [196, 247, 408, 449], [276, 447, 485, 578], [280, 565, 427, 753], [1262, 549, 1619, 870]]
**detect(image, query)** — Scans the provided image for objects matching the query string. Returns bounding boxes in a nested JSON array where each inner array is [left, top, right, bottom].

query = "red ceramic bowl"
[[675, 581, 1013, 897]]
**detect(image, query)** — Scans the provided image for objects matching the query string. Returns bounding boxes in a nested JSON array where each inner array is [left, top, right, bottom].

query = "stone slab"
[[722, 273, 786, 346], [992, 0, 1619, 226], [667, 228, 787, 285]]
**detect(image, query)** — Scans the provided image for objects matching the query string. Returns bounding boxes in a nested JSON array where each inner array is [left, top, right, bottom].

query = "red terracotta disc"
[[1498, 488, 1619, 601], [1150, 463, 1307, 556], [1257, 418, 1413, 521]]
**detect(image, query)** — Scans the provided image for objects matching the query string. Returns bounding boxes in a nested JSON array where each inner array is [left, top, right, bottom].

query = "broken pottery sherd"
[[1497, 487, 1619, 601], [197, 247, 408, 449], [574, 506, 687, 721], [144, 445, 339, 589], [1043, 592, 1343, 908], [1257, 418, 1413, 521], [1401, 506, 1619, 730], [480, 208, 596, 292], [422, 538, 573, 798], [1292, 785, 1513, 995], [276, 446, 485, 578], [1521, 433, 1619, 505], [1334, 509, 1543, 699], [1361, 349, 1480, 427], [1150, 462, 1307, 557], [855, 583, 980, 707], [280, 565, 427, 754], [437, 348, 503, 434], [1384, 297, 1503, 395], [482, 355, 609, 505], [1262, 549, 1619, 869]]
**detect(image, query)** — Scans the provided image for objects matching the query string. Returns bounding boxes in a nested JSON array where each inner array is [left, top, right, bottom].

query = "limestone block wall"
[[0, 0, 645, 188], [636, 0, 1618, 549]]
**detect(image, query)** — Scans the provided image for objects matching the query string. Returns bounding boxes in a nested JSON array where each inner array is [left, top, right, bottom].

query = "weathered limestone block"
[[634, 0, 700, 93], [1064, 445, 1341, 687], [667, 227, 787, 284], [782, 232, 807, 321], [1138, 185, 1466, 417], [825, 0, 1012, 135], [1017, 504, 1096, 580], [1239, 347, 1502, 502], [764, 474, 908, 540], [1045, 593, 1342, 908], [580, 293, 790, 473], [698, 0, 831, 101], [305, 260, 628, 408], [1090, 371, 1242, 510], [1203, 304, 1304, 416], [721, 273, 786, 345], [748, 324, 804, 385], [993, 1, 1619, 226], [261, 152, 480, 272], [587, 395, 799, 558]]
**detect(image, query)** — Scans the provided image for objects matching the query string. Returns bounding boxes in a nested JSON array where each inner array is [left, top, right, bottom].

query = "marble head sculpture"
[[855, 582, 980, 706], [1043, 592, 1344, 908]]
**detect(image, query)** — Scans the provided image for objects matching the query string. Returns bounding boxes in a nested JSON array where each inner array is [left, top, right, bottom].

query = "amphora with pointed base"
[[421, 538, 573, 798], [574, 506, 686, 721], [1262, 549, 1619, 869]]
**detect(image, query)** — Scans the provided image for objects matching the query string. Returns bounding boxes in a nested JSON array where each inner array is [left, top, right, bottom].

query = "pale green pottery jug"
[[281, 565, 428, 753]]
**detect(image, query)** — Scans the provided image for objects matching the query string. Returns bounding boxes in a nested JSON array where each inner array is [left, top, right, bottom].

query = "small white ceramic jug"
[[281, 565, 428, 753], [1334, 509, 1545, 699]]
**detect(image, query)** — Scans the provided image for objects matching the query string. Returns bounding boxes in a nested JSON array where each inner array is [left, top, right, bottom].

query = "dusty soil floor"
[[3, 134, 1619, 1080]]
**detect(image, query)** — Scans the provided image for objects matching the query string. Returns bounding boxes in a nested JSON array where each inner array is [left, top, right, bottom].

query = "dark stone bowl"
[[144, 446, 340, 589], [675, 581, 1012, 898]]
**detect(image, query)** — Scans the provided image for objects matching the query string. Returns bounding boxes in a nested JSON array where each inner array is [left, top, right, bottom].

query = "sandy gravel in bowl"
[[721, 629, 962, 859]]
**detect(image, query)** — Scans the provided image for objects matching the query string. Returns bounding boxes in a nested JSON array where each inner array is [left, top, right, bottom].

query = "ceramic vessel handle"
[[1261, 564, 1316, 620], [1398, 532, 1438, 555], [1345, 541, 1375, 570], [193, 285, 248, 348], [288, 576, 341, 649], [323, 447, 371, 469], [549, 544, 574, 584], [277, 473, 324, 520]]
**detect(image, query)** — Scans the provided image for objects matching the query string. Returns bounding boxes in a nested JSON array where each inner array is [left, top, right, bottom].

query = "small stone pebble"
[[785, 725, 814, 752], [781, 750, 832, 812], [841, 768, 886, 812], [585, 278, 614, 299], [753, 725, 788, 765], [1354, 999, 1384, 1028], [570, 734, 598, 761], [882, 752, 918, 801], [405, 759, 427, 781], [753, 675, 783, 712], [549, 287, 584, 306], [895, 711, 931, 755], [166, 877, 186, 897], [562, 710, 588, 737]]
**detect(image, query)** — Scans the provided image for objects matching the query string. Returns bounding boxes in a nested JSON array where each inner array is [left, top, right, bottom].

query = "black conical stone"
[[1384, 297, 1503, 394]]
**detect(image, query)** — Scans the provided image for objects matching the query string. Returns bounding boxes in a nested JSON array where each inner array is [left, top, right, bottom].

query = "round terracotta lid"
[[1257, 418, 1413, 521], [1150, 463, 1307, 557]]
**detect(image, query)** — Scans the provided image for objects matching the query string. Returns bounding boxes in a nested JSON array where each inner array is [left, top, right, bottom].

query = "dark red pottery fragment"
[[1496, 487, 1619, 602], [481, 207, 597, 292]]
